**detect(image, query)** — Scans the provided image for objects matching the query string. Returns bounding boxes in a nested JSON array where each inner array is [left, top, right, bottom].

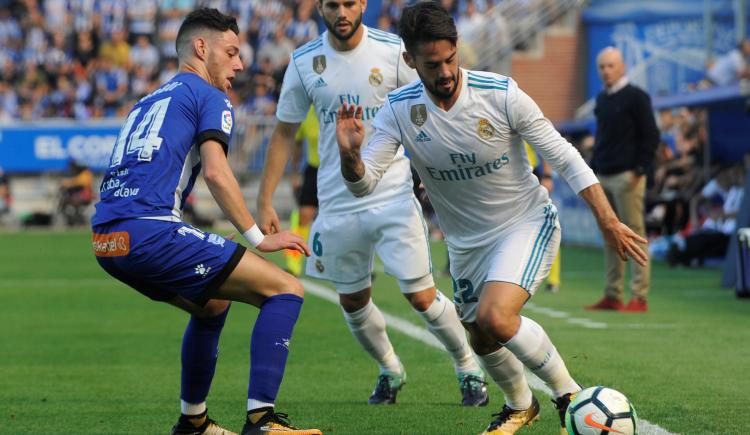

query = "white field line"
[[301, 278, 680, 435]]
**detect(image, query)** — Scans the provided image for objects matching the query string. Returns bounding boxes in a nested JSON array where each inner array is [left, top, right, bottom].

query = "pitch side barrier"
[[0, 114, 277, 175]]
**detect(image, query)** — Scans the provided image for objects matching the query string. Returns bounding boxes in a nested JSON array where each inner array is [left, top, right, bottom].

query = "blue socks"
[[248, 294, 303, 405], [180, 305, 230, 405]]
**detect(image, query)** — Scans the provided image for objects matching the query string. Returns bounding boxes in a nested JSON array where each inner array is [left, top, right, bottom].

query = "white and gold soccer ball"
[[565, 386, 638, 435]]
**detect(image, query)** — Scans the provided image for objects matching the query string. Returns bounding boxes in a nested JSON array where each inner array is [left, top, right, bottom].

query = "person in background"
[[706, 39, 750, 86], [0, 166, 11, 216], [285, 105, 320, 277], [586, 47, 659, 313], [59, 160, 94, 226]]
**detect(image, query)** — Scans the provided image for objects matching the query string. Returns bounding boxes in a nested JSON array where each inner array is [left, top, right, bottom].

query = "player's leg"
[[447, 242, 537, 433], [93, 220, 244, 435], [464, 322, 539, 434], [371, 197, 487, 406], [304, 212, 404, 404], [211, 251, 320, 435], [476, 205, 581, 433], [168, 298, 234, 435]]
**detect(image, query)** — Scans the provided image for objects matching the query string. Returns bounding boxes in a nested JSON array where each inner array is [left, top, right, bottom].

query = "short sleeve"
[[196, 89, 234, 153], [276, 57, 312, 123]]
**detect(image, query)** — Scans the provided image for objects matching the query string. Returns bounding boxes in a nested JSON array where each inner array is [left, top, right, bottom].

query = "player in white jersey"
[[336, 3, 649, 434], [256, 0, 488, 407]]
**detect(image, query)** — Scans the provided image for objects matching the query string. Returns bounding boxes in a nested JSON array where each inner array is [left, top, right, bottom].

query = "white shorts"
[[305, 197, 433, 294], [449, 204, 560, 322]]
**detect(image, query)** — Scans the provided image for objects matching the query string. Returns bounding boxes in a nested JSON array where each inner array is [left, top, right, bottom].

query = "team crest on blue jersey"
[[411, 104, 427, 126], [221, 110, 233, 134], [313, 55, 326, 74], [315, 259, 325, 273], [477, 118, 494, 140], [369, 68, 384, 86]]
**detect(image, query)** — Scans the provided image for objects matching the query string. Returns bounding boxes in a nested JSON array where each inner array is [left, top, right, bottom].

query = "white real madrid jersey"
[[350, 68, 599, 250], [276, 26, 418, 215]]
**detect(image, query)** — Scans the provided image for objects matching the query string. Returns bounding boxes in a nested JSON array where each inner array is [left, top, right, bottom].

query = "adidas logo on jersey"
[[415, 130, 431, 142], [313, 77, 327, 88]]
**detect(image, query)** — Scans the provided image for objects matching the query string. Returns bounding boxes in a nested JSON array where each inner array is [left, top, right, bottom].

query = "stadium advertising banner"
[[0, 122, 120, 173], [583, 0, 742, 98]]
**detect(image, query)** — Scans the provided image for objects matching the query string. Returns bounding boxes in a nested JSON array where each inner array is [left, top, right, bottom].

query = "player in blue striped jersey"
[[336, 3, 648, 434], [91, 9, 321, 435]]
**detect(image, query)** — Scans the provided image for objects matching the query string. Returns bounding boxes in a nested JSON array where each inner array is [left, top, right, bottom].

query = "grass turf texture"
[[1, 230, 749, 434]]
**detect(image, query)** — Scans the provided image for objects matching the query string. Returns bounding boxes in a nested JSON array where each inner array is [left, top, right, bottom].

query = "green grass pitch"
[[1, 230, 749, 434]]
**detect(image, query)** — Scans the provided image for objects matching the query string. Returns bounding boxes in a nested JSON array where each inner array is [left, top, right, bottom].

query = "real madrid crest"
[[369, 67, 384, 86], [477, 118, 494, 140], [313, 55, 326, 74], [410, 104, 427, 126]]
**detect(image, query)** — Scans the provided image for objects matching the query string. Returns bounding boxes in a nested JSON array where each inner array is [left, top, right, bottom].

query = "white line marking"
[[301, 278, 680, 435]]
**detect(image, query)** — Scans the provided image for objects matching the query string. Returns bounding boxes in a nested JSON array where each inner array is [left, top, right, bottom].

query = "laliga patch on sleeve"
[[221, 110, 233, 134]]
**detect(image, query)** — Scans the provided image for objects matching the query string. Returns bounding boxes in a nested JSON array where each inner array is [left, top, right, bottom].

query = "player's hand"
[[336, 103, 365, 154], [256, 230, 311, 256], [601, 220, 649, 266], [256, 204, 281, 235]]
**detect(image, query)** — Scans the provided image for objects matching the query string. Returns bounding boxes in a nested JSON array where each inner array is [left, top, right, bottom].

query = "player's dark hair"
[[398, 2, 457, 55], [176, 8, 239, 56]]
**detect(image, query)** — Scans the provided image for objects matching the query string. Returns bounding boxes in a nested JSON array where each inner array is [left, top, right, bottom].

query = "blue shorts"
[[92, 219, 246, 305]]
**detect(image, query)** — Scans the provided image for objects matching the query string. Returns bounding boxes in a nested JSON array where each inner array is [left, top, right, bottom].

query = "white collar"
[[606, 75, 629, 94]]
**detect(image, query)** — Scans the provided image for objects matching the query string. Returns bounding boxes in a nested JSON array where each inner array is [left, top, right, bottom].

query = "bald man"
[[586, 47, 659, 313]]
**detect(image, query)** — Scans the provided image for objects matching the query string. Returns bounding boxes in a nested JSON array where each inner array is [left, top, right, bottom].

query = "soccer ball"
[[565, 386, 638, 435]]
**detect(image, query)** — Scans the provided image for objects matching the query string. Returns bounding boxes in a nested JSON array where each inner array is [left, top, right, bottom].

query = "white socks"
[[477, 347, 533, 410], [502, 316, 579, 398], [180, 400, 206, 416], [247, 399, 274, 412], [415, 291, 480, 374], [342, 300, 402, 374]]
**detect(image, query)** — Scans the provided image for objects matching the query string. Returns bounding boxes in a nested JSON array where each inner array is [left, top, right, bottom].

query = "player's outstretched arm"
[[201, 140, 310, 256], [336, 103, 366, 182], [256, 121, 301, 235], [579, 183, 648, 266]]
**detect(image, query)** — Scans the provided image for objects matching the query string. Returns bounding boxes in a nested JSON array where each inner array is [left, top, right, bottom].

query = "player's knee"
[[276, 274, 305, 298], [195, 300, 231, 319], [404, 289, 435, 312], [476, 306, 517, 340], [339, 290, 370, 312]]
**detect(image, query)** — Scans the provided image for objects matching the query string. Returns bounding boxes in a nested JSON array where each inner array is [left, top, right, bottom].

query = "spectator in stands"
[[94, 56, 128, 117], [0, 80, 17, 120], [707, 39, 750, 86], [129, 35, 160, 76], [100, 30, 131, 70], [668, 164, 745, 267], [587, 47, 659, 313], [257, 26, 295, 72], [58, 160, 93, 227], [287, 2, 318, 46], [127, 0, 158, 40], [0, 165, 10, 216]]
